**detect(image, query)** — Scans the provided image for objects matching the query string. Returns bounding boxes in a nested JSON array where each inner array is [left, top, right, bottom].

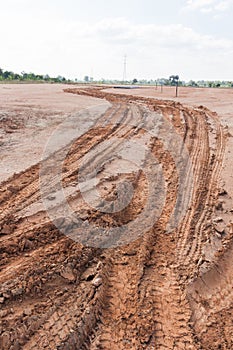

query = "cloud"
[[183, 0, 233, 13], [185, 0, 216, 11], [88, 18, 233, 51], [0, 14, 233, 80], [45, 17, 233, 54], [63, 18, 233, 79], [214, 0, 233, 11]]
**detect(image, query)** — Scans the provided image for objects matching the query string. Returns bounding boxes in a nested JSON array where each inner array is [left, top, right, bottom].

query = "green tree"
[[3, 71, 12, 79], [169, 75, 179, 86], [169, 75, 179, 97], [188, 80, 198, 87]]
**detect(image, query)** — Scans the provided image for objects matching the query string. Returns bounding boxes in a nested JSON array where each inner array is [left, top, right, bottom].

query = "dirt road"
[[0, 85, 232, 349]]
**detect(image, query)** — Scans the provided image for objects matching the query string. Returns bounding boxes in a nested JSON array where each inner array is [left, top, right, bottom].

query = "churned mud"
[[0, 84, 232, 349]]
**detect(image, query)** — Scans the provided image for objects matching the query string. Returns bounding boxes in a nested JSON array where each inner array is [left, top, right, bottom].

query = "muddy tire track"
[[0, 87, 230, 350]]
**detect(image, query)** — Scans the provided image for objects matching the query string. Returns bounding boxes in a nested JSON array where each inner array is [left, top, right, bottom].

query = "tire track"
[[0, 87, 228, 349]]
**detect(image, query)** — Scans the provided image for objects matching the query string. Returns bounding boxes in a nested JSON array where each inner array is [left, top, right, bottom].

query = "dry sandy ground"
[[0, 84, 232, 350], [0, 84, 109, 182]]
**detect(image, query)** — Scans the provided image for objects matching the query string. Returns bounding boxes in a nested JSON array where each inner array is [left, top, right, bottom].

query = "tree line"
[[84, 76, 233, 88], [1, 67, 233, 88], [0, 68, 69, 83]]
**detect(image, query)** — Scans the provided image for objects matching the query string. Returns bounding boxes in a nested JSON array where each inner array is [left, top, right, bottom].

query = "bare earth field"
[[0, 84, 232, 350]]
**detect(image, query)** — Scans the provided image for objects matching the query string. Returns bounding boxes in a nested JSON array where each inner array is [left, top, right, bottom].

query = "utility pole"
[[123, 54, 127, 82]]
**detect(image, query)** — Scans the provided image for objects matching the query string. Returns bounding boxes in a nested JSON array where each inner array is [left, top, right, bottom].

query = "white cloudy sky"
[[1, 0, 233, 81]]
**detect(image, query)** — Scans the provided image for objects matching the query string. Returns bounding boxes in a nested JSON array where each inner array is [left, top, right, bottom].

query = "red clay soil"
[[0, 85, 232, 349]]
